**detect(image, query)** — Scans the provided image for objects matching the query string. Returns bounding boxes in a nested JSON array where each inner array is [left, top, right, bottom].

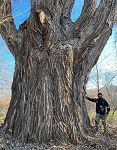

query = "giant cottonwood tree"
[[0, 0, 117, 143]]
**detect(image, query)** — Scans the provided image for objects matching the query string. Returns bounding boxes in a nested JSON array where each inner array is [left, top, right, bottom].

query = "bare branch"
[[99, 75, 116, 91], [75, 0, 97, 35], [0, 0, 18, 57]]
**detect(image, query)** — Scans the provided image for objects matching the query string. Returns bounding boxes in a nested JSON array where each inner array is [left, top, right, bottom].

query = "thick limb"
[[0, 0, 18, 57], [73, 0, 117, 70], [75, 0, 97, 35]]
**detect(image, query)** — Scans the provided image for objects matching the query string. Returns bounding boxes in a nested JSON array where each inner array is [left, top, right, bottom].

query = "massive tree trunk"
[[0, 0, 117, 143]]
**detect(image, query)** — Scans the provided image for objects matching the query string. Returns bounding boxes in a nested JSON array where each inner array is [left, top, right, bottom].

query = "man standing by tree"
[[86, 93, 110, 134]]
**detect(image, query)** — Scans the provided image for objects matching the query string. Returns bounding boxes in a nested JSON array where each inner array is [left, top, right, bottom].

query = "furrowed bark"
[[1, 0, 117, 144], [31, 0, 75, 18], [75, 0, 97, 36]]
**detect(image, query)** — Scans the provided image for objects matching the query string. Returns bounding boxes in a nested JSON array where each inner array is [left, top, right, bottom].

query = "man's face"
[[98, 94, 102, 98]]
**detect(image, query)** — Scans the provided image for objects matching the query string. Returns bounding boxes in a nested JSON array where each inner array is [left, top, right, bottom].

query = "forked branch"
[[74, 0, 117, 60]]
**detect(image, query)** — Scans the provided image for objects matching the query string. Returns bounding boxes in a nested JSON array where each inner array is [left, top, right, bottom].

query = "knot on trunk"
[[33, 8, 48, 35]]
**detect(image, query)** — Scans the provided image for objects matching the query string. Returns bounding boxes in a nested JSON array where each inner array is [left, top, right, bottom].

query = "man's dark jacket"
[[86, 97, 110, 115]]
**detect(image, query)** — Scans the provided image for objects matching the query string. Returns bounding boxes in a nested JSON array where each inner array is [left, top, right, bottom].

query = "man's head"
[[98, 92, 102, 98]]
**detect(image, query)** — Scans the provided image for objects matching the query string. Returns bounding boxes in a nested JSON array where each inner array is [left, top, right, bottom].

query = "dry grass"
[[0, 98, 10, 125]]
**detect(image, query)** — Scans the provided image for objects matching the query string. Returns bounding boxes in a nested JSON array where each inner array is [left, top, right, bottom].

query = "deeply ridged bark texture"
[[0, 0, 117, 143]]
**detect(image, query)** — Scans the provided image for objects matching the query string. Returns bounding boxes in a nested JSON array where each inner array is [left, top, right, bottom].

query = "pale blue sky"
[[12, 0, 31, 29]]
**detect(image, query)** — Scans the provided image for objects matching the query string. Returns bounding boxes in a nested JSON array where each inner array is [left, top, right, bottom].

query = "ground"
[[0, 103, 117, 150]]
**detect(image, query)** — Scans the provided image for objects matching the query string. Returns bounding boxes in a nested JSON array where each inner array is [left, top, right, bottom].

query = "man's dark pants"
[[95, 113, 106, 133]]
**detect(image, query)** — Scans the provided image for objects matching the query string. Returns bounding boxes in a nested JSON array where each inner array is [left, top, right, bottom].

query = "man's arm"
[[105, 101, 110, 115], [86, 96, 96, 103]]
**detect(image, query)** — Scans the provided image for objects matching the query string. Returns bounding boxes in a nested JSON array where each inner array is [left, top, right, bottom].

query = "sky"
[[12, 0, 31, 29], [0, 0, 116, 92]]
